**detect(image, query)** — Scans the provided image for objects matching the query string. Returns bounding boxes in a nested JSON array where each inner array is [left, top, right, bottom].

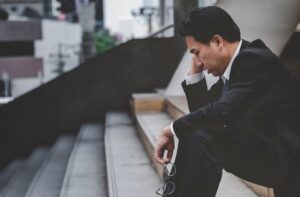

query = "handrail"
[[148, 24, 174, 38]]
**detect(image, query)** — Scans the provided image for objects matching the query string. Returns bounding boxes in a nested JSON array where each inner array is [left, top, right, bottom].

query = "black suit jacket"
[[173, 39, 300, 148]]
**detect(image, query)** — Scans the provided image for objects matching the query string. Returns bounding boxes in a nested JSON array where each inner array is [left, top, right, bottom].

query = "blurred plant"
[[95, 29, 117, 54]]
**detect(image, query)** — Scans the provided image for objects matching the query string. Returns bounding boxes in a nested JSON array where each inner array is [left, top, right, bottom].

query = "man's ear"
[[211, 35, 224, 49]]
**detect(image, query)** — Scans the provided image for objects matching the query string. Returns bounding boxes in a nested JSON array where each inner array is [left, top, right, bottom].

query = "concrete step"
[[25, 135, 76, 197], [0, 147, 50, 197], [135, 111, 174, 178], [134, 110, 258, 197], [0, 159, 25, 193], [131, 93, 165, 113], [59, 124, 108, 197], [165, 96, 189, 120], [165, 96, 274, 197], [105, 111, 161, 197]]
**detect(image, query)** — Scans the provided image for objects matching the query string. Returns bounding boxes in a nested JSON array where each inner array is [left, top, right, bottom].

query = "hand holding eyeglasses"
[[156, 162, 176, 196], [154, 125, 175, 164]]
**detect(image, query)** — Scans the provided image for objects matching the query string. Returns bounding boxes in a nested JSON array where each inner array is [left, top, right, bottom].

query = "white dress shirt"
[[170, 40, 243, 137]]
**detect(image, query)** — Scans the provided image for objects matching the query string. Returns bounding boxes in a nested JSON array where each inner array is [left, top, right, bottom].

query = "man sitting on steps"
[[155, 6, 300, 197]]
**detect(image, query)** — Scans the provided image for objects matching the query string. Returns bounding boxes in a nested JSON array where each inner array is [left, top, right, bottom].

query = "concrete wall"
[[0, 21, 42, 41], [103, 0, 169, 40], [0, 20, 81, 98], [104, 0, 143, 39], [0, 2, 43, 16], [35, 19, 82, 82], [12, 77, 42, 97]]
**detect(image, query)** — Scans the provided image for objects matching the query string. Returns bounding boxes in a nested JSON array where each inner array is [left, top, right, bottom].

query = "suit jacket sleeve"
[[182, 77, 224, 112], [173, 53, 270, 139]]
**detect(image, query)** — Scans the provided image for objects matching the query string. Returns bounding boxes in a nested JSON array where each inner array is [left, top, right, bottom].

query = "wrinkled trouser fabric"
[[166, 129, 299, 197]]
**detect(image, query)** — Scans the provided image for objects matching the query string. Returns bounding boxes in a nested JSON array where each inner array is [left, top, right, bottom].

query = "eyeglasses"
[[155, 162, 176, 196]]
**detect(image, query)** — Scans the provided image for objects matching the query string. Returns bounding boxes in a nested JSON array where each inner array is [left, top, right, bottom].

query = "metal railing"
[[148, 24, 174, 38]]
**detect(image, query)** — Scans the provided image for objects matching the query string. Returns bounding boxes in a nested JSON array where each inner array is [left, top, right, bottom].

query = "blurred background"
[[0, 0, 177, 99]]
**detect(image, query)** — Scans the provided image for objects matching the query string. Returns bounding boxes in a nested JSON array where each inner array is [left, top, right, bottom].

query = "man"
[[154, 6, 300, 197]]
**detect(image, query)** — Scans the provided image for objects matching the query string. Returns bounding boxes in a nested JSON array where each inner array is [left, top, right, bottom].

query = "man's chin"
[[207, 70, 214, 75], [211, 72, 219, 77]]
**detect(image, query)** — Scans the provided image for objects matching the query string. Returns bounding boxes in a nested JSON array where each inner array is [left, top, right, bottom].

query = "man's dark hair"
[[179, 6, 241, 44]]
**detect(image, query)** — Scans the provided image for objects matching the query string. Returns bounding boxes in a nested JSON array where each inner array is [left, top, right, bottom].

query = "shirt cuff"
[[170, 122, 177, 138], [185, 70, 205, 85]]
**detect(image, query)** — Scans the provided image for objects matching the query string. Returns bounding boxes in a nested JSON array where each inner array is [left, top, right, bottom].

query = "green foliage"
[[96, 29, 116, 54]]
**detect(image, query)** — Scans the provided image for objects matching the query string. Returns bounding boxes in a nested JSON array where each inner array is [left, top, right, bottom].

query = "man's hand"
[[190, 56, 204, 75], [154, 125, 175, 164]]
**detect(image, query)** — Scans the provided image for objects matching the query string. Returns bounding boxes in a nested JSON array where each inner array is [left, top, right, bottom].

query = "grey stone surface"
[[105, 112, 162, 197], [216, 170, 257, 197], [59, 124, 108, 197], [137, 111, 173, 147], [25, 136, 76, 197], [0, 21, 42, 41], [0, 159, 25, 193], [0, 147, 49, 197]]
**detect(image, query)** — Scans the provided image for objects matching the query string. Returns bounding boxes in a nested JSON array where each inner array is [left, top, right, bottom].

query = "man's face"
[[185, 36, 225, 76]]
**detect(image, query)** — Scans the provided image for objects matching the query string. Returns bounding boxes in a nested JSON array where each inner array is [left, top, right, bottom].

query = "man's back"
[[230, 39, 300, 140]]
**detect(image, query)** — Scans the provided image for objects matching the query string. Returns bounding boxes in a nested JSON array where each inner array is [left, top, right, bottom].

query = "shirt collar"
[[222, 40, 242, 83]]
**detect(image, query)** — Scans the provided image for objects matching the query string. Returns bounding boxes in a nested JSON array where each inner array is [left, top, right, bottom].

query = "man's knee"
[[188, 129, 214, 152], [178, 129, 215, 153], [189, 129, 222, 169], [191, 129, 213, 142]]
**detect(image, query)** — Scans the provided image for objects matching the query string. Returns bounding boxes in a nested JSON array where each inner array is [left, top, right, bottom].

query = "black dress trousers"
[[167, 128, 295, 197]]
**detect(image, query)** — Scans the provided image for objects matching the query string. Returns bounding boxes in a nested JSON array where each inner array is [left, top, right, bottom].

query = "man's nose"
[[197, 61, 204, 67]]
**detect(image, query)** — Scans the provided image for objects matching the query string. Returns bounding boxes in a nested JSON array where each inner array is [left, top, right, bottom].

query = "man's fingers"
[[155, 147, 173, 164], [154, 146, 165, 164], [154, 127, 174, 165], [166, 150, 173, 162]]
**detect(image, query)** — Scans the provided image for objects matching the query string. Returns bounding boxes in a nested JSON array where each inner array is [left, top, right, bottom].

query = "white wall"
[[104, 0, 142, 33], [11, 77, 42, 98], [104, 0, 161, 39], [3, 20, 82, 98], [198, 0, 217, 7], [35, 19, 82, 82], [104, 0, 174, 40]]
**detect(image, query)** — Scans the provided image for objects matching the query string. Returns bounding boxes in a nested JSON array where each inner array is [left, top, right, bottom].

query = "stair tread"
[[25, 135, 76, 197], [0, 159, 25, 193], [135, 110, 257, 197], [59, 124, 107, 197], [105, 111, 161, 197], [136, 111, 173, 147], [166, 96, 189, 114], [0, 147, 50, 197]]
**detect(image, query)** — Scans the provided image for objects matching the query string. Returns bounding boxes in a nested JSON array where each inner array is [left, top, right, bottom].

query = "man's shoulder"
[[233, 39, 279, 70], [238, 39, 275, 61], [232, 39, 295, 83], [229, 40, 278, 78]]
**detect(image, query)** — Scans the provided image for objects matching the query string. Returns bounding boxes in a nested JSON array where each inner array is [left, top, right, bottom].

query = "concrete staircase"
[[105, 112, 161, 197], [0, 124, 108, 197], [0, 93, 274, 197]]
